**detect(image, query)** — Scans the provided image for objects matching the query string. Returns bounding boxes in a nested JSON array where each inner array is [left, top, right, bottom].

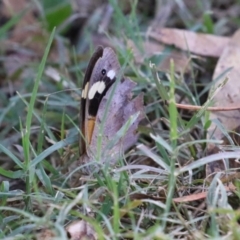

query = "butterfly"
[[79, 46, 144, 174]]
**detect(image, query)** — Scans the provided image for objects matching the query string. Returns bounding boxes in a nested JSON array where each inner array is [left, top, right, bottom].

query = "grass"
[[1, 0, 240, 239]]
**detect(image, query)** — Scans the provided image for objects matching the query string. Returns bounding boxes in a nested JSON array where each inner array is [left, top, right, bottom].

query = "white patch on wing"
[[88, 81, 100, 100], [98, 81, 106, 94], [82, 82, 89, 99], [107, 69, 116, 80]]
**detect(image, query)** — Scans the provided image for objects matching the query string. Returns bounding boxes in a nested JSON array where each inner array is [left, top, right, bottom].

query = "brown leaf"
[[127, 39, 191, 72], [149, 28, 230, 57], [208, 29, 240, 141], [66, 220, 97, 240]]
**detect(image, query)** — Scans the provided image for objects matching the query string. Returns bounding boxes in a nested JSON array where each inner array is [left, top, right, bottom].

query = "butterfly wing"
[[84, 77, 144, 169], [80, 47, 120, 155], [80, 46, 103, 156]]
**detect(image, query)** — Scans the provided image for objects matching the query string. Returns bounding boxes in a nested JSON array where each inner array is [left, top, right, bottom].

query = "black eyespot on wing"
[[101, 69, 106, 75]]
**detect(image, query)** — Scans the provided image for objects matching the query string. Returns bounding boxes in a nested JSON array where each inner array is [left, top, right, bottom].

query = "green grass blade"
[[22, 28, 55, 167], [30, 135, 77, 167], [0, 144, 23, 169]]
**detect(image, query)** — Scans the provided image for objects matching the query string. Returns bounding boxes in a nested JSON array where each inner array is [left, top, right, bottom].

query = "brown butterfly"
[[78, 46, 144, 174]]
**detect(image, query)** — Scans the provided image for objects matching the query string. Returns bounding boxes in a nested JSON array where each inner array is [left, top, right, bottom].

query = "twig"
[[174, 103, 240, 111]]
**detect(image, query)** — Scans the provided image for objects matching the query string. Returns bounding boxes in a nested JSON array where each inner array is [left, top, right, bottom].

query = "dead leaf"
[[127, 39, 191, 72], [149, 28, 230, 57], [208, 29, 240, 141], [66, 220, 97, 240]]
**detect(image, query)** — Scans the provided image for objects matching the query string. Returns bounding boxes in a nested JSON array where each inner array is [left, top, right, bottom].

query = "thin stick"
[[175, 103, 240, 111]]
